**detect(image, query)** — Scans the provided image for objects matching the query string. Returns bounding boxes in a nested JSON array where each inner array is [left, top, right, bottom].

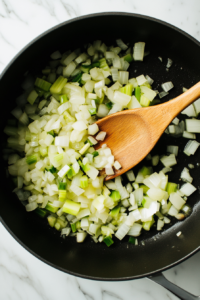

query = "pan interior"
[[1, 13, 200, 280]]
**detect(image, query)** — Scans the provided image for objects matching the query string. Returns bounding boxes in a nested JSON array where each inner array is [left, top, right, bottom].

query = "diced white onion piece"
[[114, 161, 121, 170], [157, 219, 165, 231], [193, 98, 200, 115], [168, 205, 179, 216], [160, 154, 177, 167], [145, 75, 154, 85], [167, 145, 179, 156], [105, 167, 114, 175], [186, 119, 200, 133], [126, 170, 135, 182], [182, 131, 196, 139], [161, 81, 174, 92], [110, 67, 119, 82], [11, 107, 23, 119], [88, 124, 99, 135], [113, 91, 131, 106], [136, 75, 147, 86], [180, 183, 196, 196], [63, 61, 76, 77], [172, 117, 179, 125], [76, 232, 87, 243], [96, 131, 106, 141], [183, 140, 200, 156], [180, 167, 193, 183], [58, 102, 70, 115], [159, 91, 169, 98], [140, 86, 156, 101], [152, 155, 159, 166], [97, 104, 109, 118], [166, 58, 173, 68], [55, 136, 69, 147], [169, 192, 185, 210], [57, 165, 70, 178], [72, 121, 87, 131], [63, 52, 77, 66], [127, 96, 141, 109], [50, 50, 61, 60], [147, 188, 168, 201], [86, 166, 99, 180], [88, 136, 97, 145], [26, 202, 38, 212], [116, 39, 128, 50], [181, 104, 197, 117], [115, 223, 130, 240], [113, 57, 122, 69], [133, 42, 145, 61], [118, 71, 129, 85]]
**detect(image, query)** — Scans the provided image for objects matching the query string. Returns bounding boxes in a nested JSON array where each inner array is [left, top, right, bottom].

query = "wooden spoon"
[[95, 82, 200, 181]]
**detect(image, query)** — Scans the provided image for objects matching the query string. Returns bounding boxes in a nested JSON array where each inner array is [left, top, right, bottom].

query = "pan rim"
[[1, 11, 200, 281]]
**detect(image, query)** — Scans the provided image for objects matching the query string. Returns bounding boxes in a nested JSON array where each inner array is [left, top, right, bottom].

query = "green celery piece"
[[120, 83, 133, 96], [27, 90, 38, 105], [59, 94, 68, 104], [46, 166, 57, 174], [88, 108, 97, 115], [67, 167, 76, 179], [56, 218, 67, 229], [35, 208, 47, 218], [45, 202, 59, 213], [35, 78, 52, 92], [140, 166, 152, 176], [103, 236, 114, 247], [150, 99, 160, 106], [35, 87, 44, 97], [50, 76, 67, 94], [142, 196, 152, 208], [76, 221, 81, 229], [110, 206, 120, 219], [59, 190, 67, 202], [39, 146, 48, 157], [54, 153, 64, 163], [26, 153, 39, 165], [140, 185, 149, 194], [92, 151, 99, 157], [135, 86, 141, 101], [123, 53, 133, 63], [99, 58, 110, 72], [140, 95, 151, 107], [128, 237, 136, 244], [166, 182, 177, 195], [82, 163, 91, 173], [58, 182, 67, 190], [105, 102, 113, 109], [54, 222, 61, 230], [94, 99, 100, 105], [71, 223, 77, 233], [110, 190, 121, 202], [142, 82, 151, 89], [71, 72, 82, 83], [63, 199, 81, 216], [47, 215, 57, 227], [43, 91, 51, 99], [80, 175, 89, 188], [142, 217, 155, 231], [81, 61, 100, 73]]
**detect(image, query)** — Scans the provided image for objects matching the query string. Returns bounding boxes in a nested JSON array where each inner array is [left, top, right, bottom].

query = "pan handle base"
[[148, 272, 199, 300]]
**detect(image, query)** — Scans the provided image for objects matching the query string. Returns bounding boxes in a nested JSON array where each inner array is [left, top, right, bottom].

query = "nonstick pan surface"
[[1, 13, 200, 281]]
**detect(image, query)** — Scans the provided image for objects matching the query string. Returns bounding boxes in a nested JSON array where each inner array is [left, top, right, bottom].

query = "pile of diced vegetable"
[[4, 39, 200, 247]]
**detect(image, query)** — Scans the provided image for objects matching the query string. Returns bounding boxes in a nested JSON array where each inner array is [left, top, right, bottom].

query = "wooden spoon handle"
[[160, 81, 200, 120]]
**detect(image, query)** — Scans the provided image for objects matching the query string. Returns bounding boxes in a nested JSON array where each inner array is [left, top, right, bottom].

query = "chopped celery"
[[47, 215, 57, 227], [128, 237, 136, 244], [82, 163, 91, 173], [45, 202, 59, 213], [110, 190, 121, 202], [120, 83, 133, 96], [140, 185, 149, 194], [81, 62, 100, 73], [103, 236, 114, 247], [94, 99, 100, 105], [58, 182, 67, 190], [50, 76, 67, 94], [43, 91, 51, 99], [166, 182, 177, 194], [35, 78, 52, 92], [26, 154, 39, 165], [135, 86, 141, 101], [143, 218, 155, 231], [35, 87, 44, 97], [59, 190, 67, 202], [39, 146, 48, 157], [123, 54, 133, 63], [140, 95, 151, 107], [110, 206, 120, 219], [105, 102, 113, 109], [55, 222, 61, 230], [140, 166, 152, 176], [35, 208, 47, 218], [27, 90, 38, 105], [46, 166, 57, 174], [63, 111, 75, 122], [92, 151, 99, 157], [88, 108, 97, 115], [54, 153, 64, 162], [71, 72, 82, 83], [71, 223, 77, 233], [142, 197, 152, 208], [99, 58, 110, 71], [56, 218, 67, 229], [80, 175, 89, 188], [63, 199, 81, 216], [66, 167, 76, 179], [59, 94, 68, 103]]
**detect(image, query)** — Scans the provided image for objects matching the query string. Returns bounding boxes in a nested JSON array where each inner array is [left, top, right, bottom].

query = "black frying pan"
[[1, 13, 200, 300]]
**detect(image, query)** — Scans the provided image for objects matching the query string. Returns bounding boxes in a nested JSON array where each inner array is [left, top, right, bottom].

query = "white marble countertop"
[[1, 0, 200, 299]]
